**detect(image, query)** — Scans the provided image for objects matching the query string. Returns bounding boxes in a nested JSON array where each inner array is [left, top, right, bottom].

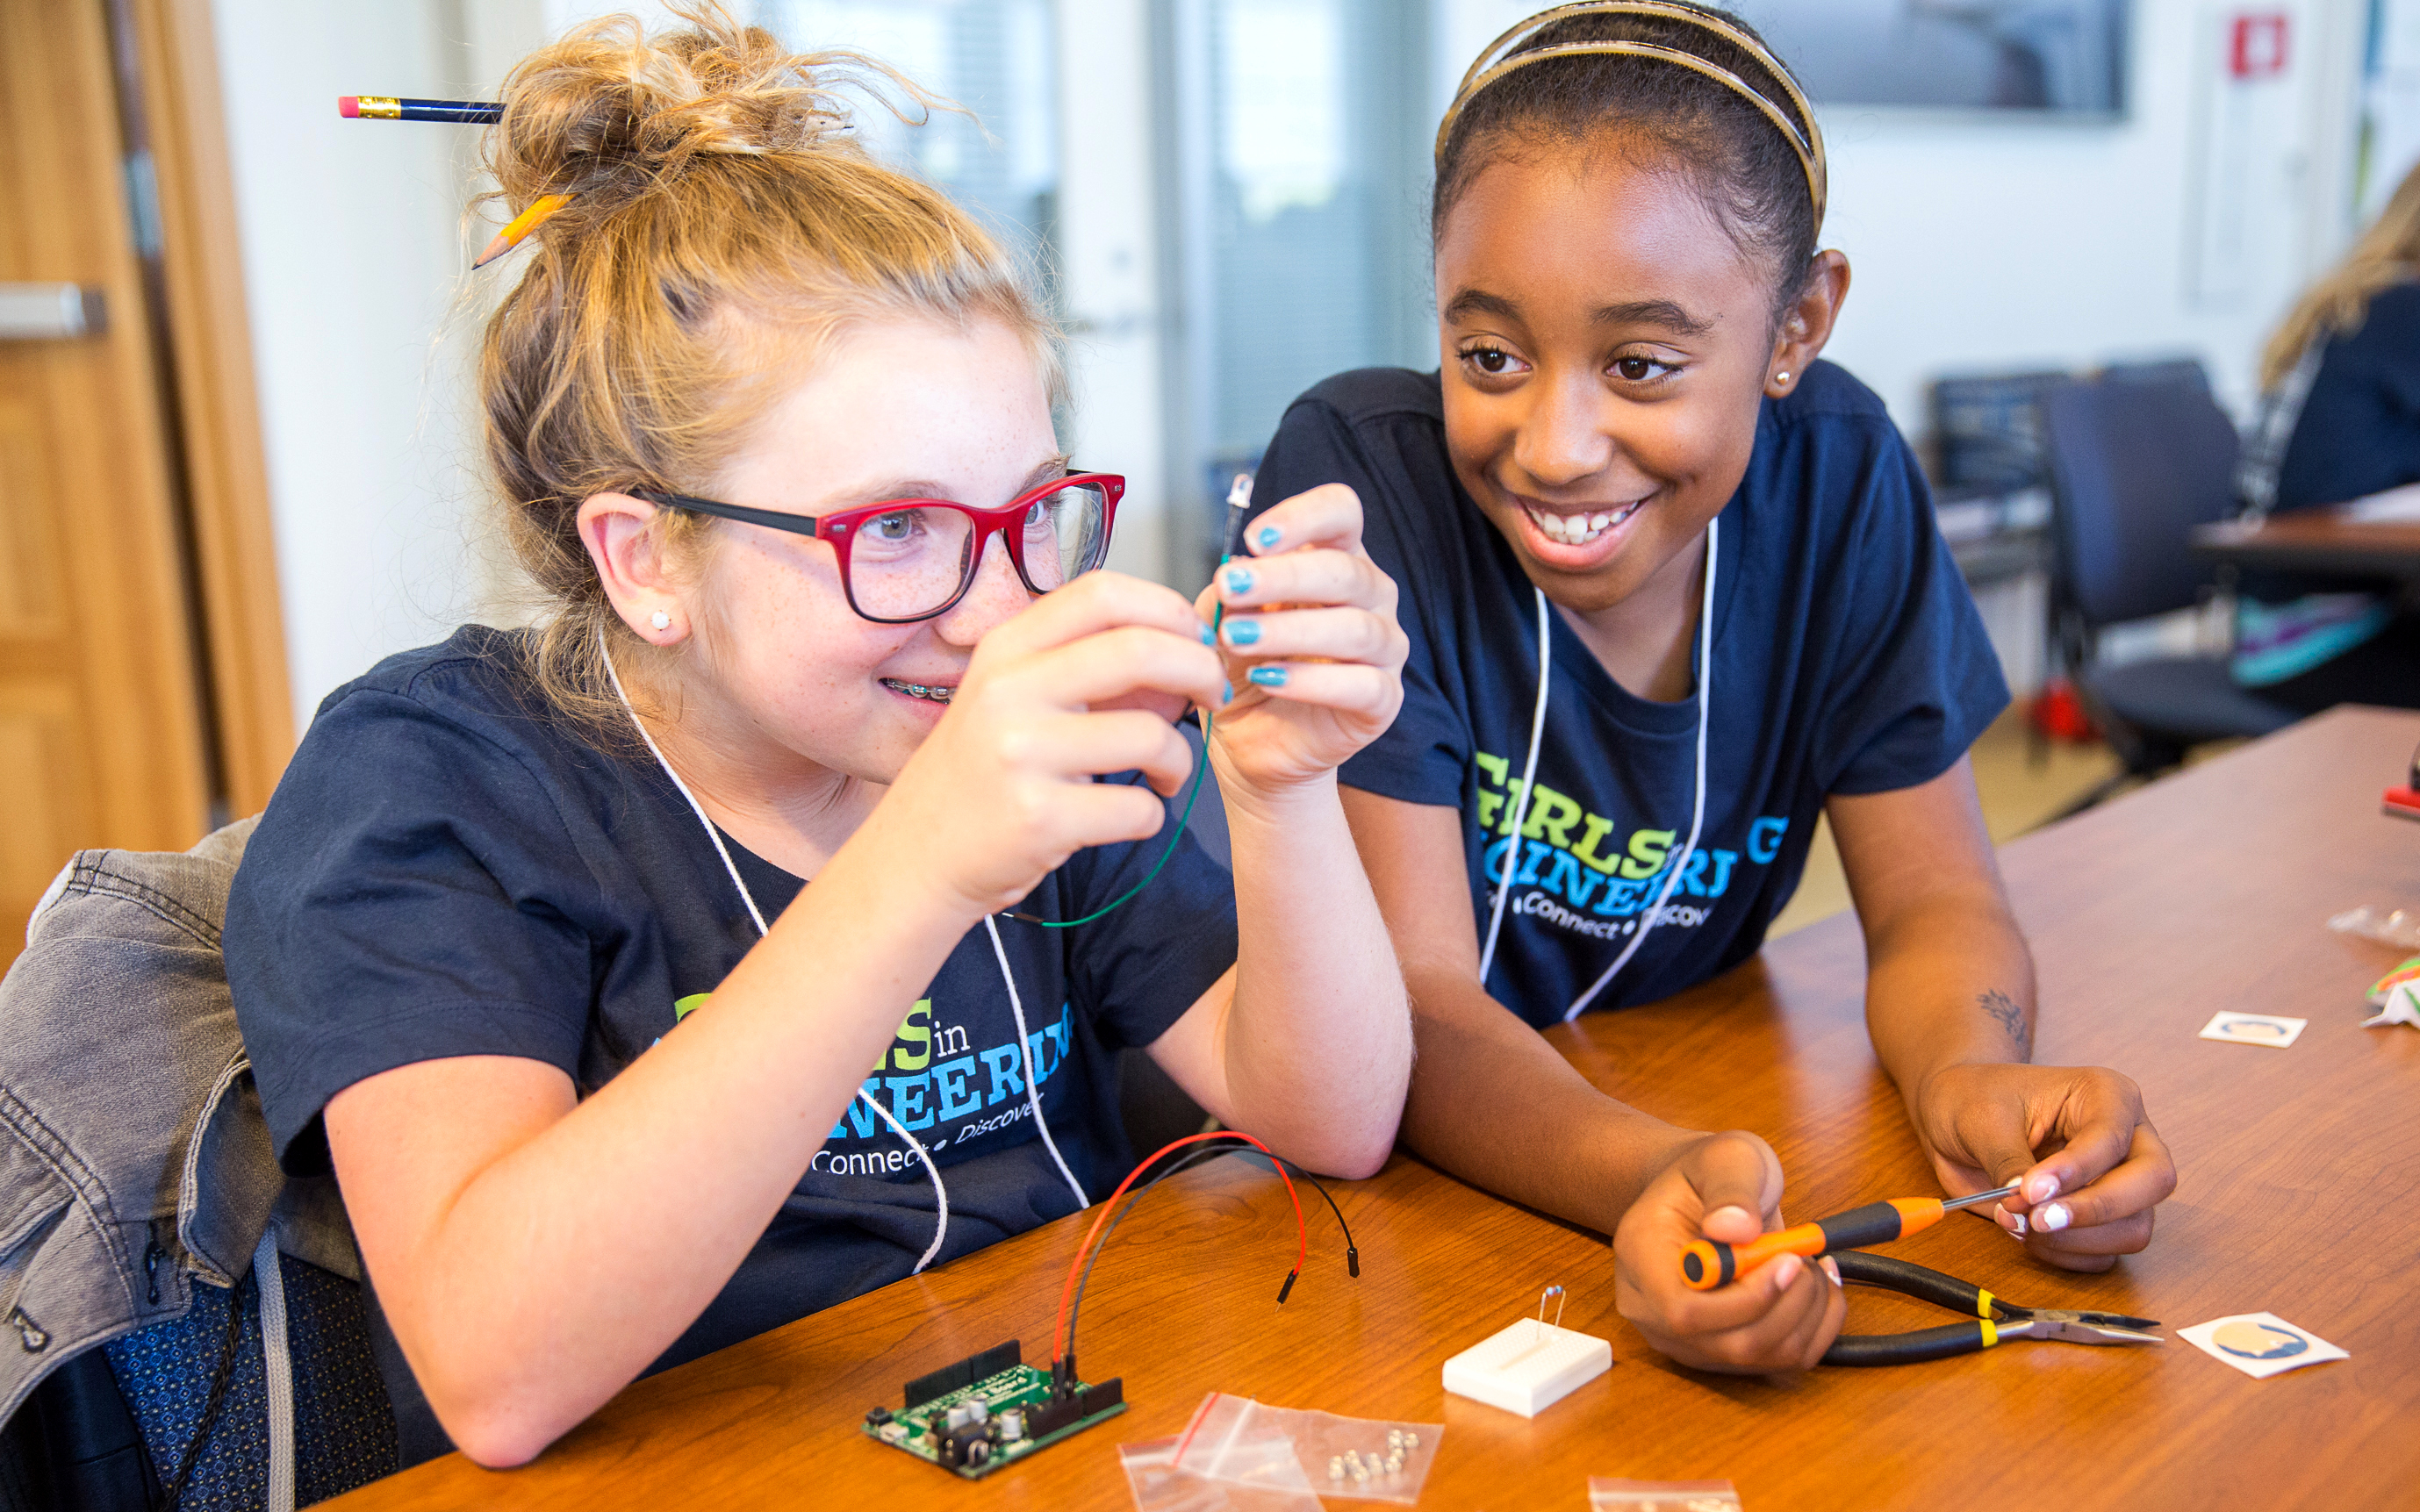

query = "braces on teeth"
[[884, 679, 953, 703]]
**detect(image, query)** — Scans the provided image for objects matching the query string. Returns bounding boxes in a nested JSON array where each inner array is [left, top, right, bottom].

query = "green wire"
[[1017, 531, 1242, 930], [1020, 706, 1216, 929]]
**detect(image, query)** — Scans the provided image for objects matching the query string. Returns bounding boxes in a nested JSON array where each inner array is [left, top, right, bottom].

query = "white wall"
[[1056, 0, 1174, 584], [1820, 0, 2370, 428], [209, 0, 521, 731]]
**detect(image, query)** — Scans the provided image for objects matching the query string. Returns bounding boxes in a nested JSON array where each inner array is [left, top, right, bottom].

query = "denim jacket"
[[0, 819, 356, 1430]]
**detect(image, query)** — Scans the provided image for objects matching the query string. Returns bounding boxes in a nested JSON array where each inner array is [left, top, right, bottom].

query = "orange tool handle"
[[1679, 1198, 1946, 1290]]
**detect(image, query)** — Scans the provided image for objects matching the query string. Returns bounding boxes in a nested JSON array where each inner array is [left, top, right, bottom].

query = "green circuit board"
[[861, 1342, 1126, 1480]]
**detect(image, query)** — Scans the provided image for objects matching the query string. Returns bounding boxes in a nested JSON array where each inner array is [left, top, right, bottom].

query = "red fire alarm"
[[2230, 13, 2289, 78]]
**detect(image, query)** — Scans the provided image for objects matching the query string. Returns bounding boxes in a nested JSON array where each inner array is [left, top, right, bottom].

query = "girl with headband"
[[1246, 2, 2174, 1373], [226, 6, 1411, 1466]]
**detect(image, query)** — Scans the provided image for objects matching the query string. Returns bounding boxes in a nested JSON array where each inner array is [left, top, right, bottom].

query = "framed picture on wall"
[[1731, 0, 2128, 115]]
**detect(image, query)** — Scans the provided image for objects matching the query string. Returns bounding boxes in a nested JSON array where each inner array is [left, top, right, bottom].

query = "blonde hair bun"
[[487, 1, 926, 206]]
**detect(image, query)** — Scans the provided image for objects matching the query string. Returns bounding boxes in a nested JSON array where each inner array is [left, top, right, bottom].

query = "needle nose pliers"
[[1821, 1251, 2164, 1366]]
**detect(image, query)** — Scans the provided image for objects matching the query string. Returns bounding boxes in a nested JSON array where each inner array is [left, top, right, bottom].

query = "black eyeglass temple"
[[633, 490, 823, 538]]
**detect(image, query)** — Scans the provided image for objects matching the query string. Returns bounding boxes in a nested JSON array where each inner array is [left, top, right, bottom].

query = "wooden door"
[[0, 0, 214, 965]]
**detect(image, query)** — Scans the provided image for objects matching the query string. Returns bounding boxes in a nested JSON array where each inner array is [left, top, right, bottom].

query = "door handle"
[[0, 283, 107, 340]]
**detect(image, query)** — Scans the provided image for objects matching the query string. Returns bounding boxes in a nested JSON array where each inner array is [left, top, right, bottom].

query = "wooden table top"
[[331, 706, 2420, 1512], [2190, 508, 2420, 577]]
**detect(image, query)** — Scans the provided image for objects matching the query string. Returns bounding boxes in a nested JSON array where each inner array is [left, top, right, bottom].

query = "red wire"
[[1052, 1130, 1308, 1364]]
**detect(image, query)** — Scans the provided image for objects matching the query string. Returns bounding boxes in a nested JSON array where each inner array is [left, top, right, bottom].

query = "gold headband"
[[1436, 1, 1827, 233]]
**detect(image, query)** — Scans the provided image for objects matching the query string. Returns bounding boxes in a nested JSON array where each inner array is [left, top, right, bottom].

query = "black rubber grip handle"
[[1812, 1201, 1907, 1254], [1822, 1322, 1990, 1366], [1832, 1250, 1990, 1315]]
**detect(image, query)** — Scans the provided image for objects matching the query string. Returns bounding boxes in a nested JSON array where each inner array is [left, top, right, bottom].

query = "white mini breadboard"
[[1440, 1317, 1612, 1417]]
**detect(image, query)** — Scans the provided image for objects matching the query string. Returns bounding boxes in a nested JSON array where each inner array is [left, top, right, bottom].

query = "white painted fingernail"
[[2009, 1209, 2029, 1236], [2028, 1172, 2062, 1204], [1820, 1257, 1842, 1286], [2037, 1202, 2071, 1232]]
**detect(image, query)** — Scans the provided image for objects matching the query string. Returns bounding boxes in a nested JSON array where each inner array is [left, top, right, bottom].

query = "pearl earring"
[[1776, 370, 1792, 385], [650, 610, 671, 632]]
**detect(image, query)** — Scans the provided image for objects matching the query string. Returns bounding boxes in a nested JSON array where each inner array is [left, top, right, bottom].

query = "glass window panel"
[[1161, 0, 1436, 579], [760, 0, 1060, 260]]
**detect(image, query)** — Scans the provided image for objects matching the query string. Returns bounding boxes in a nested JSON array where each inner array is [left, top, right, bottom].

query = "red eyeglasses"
[[636, 472, 1124, 624]]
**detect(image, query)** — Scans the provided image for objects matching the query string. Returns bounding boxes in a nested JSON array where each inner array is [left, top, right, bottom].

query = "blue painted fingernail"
[[1223, 567, 1254, 594], [1226, 619, 1261, 646], [1221, 680, 1234, 705], [1248, 665, 1287, 688], [1199, 623, 1217, 646], [1255, 525, 1281, 548]]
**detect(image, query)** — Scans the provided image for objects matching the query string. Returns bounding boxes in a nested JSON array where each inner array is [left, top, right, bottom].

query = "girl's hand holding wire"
[[1911, 1062, 2173, 1271], [1199, 483, 1409, 799], [869, 571, 1226, 923]]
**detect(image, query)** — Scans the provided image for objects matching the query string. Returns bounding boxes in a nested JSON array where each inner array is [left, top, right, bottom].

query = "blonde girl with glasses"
[[225, 5, 1409, 1467]]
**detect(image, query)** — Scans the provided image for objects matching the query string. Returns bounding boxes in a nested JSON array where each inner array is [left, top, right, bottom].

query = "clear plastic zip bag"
[[1588, 1478, 1743, 1511], [1170, 1393, 1441, 1505], [2330, 905, 2420, 949], [1117, 1437, 1322, 1512], [1160, 1396, 1313, 1498]]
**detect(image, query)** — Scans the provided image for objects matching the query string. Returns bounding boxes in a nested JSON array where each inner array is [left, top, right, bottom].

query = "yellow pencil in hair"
[[475, 194, 574, 269]]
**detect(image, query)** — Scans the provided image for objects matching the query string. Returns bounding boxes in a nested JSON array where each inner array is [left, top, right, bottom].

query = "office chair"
[[2040, 369, 2297, 813]]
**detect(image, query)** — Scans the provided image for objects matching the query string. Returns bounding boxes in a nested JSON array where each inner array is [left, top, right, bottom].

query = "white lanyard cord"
[[601, 634, 769, 935], [982, 915, 1089, 1209], [1563, 515, 1717, 1022], [602, 632, 967, 1271], [1477, 586, 1552, 985]]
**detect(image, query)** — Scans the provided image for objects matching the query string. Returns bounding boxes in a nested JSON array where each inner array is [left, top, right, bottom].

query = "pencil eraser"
[[338, 96, 360, 118], [2385, 786, 2420, 821], [1441, 1319, 1612, 1417]]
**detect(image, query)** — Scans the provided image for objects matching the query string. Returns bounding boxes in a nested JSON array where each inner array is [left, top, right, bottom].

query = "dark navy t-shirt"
[[226, 626, 1235, 1452], [2276, 281, 2420, 511], [1251, 363, 2007, 1026]]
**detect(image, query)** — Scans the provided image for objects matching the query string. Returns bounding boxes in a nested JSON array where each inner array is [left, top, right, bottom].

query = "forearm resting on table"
[[1161, 772, 1411, 1178], [326, 843, 963, 1467], [1860, 886, 2037, 1106], [1397, 968, 1699, 1236], [1338, 786, 1699, 1235], [1828, 764, 2037, 1105]]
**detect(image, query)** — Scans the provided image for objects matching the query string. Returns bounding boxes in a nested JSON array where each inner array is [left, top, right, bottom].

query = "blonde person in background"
[[223, 5, 1411, 1469], [2234, 158, 2420, 710]]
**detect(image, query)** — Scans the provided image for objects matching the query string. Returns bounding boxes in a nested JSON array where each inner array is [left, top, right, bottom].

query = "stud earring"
[[1775, 370, 1792, 386], [650, 610, 671, 632]]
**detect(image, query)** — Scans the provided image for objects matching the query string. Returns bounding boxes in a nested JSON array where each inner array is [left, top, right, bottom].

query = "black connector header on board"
[[903, 1339, 1023, 1410]]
